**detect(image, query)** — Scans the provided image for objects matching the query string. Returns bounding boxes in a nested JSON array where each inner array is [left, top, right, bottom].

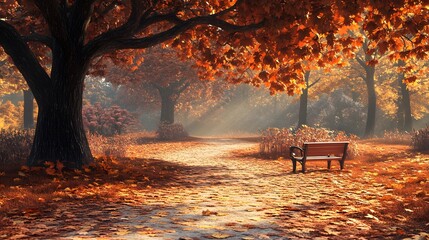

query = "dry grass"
[[372, 130, 412, 145]]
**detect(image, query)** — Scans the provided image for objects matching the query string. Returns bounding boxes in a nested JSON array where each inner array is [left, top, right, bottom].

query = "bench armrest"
[[289, 146, 304, 159]]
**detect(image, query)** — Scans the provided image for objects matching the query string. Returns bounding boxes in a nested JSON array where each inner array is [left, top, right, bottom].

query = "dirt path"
[[2, 138, 427, 239]]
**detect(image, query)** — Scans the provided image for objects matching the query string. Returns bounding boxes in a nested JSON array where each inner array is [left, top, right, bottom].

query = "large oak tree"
[[0, 0, 427, 168]]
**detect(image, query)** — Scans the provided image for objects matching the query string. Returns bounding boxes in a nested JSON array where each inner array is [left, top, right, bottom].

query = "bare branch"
[[177, 80, 191, 93], [308, 77, 321, 88]]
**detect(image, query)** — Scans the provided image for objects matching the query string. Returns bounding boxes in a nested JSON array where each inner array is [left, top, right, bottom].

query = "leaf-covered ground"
[[0, 137, 428, 239]]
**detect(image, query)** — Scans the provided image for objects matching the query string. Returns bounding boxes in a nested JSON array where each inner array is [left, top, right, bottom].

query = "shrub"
[[0, 129, 33, 167], [156, 122, 188, 140], [83, 103, 137, 136], [383, 129, 412, 145], [412, 125, 429, 151], [87, 133, 130, 158], [260, 125, 359, 159]]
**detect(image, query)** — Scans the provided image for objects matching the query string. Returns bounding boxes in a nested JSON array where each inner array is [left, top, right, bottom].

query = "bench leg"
[[302, 162, 306, 173], [292, 160, 297, 173], [340, 160, 345, 170], [327, 160, 332, 170]]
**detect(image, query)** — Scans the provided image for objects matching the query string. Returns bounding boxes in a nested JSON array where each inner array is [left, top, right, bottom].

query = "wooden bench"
[[289, 141, 349, 173]]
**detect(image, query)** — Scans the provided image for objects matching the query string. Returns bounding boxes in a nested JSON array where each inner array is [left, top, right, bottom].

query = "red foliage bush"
[[156, 123, 188, 140], [260, 126, 359, 159], [83, 103, 137, 136]]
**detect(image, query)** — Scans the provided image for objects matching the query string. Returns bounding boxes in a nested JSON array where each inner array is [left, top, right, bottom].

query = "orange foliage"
[[2, 0, 428, 96]]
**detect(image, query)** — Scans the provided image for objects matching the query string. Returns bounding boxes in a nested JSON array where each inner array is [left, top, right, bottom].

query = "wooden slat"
[[303, 142, 348, 157], [294, 156, 342, 161], [304, 141, 349, 144]]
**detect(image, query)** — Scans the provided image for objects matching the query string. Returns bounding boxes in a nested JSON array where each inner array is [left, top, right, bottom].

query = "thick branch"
[[0, 20, 52, 104], [84, 3, 160, 58], [33, 0, 69, 46], [110, 16, 263, 51], [355, 56, 366, 67], [177, 81, 191, 94], [70, 0, 96, 46], [22, 33, 54, 49], [151, 82, 161, 91], [85, 9, 264, 58]]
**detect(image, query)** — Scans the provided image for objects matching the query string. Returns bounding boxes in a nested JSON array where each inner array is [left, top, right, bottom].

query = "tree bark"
[[23, 90, 34, 129], [158, 88, 176, 124], [364, 73, 376, 138], [357, 40, 377, 138], [400, 80, 412, 132], [396, 94, 404, 131], [298, 71, 310, 128], [27, 43, 93, 168], [28, 94, 92, 168], [396, 61, 412, 132]]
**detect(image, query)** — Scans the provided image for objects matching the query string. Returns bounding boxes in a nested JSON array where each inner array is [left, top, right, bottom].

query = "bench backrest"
[[304, 142, 349, 156]]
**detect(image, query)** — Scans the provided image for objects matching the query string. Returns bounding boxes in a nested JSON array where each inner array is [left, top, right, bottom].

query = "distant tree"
[[354, 39, 378, 138], [105, 46, 206, 125], [297, 71, 321, 128]]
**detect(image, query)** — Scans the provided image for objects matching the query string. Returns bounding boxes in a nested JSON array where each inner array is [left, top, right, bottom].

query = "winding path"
[[5, 138, 422, 239], [98, 138, 396, 239]]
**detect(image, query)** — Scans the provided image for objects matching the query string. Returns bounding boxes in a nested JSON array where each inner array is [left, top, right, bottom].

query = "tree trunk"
[[23, 90, 34, 129], [396, 94, 404, 131], [364, 67, 376, 138], [1, 8, 95, 169], [298, 71, 310, 128], [27, 49, 93, 169], [298, 87, 308, 128], [400, 76, 412, 132], [396, 61, 412, 132], [158, 88, 176, 124]]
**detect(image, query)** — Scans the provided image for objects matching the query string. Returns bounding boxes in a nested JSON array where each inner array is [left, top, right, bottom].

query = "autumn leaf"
[[202, 209, 218, 216], [210, 233, 231, 239], [367, 59, 378, 66], [45, 168, 56, 176], [56, 160, 64, 173]]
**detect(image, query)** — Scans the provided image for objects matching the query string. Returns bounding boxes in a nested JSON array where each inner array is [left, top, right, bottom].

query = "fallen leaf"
[[211, 233, 231, 239]]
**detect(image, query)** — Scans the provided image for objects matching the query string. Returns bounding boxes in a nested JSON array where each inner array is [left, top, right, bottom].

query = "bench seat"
[[289, 141, 349, 173]]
